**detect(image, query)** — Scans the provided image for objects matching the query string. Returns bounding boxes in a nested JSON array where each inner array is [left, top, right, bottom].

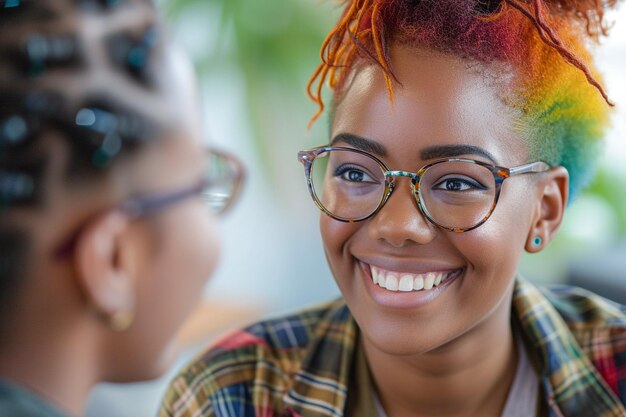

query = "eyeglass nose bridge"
[[380, 170, 435, 227], [384, 170, 421, 192]]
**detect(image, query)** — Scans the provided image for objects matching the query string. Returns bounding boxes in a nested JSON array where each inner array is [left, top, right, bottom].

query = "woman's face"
[[323, 46, 538, 355], [105, 51, 221, 381], [117, 134, 220, 380]]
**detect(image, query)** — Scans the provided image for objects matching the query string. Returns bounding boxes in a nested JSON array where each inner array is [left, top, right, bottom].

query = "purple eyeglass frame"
[[54, 148, 244, 258]]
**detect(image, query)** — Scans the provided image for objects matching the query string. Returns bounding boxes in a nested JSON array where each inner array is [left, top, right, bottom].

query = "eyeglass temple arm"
[[509, 161, 550, 176], [120, 182, 206, 218], [214, 149, 246, 215]]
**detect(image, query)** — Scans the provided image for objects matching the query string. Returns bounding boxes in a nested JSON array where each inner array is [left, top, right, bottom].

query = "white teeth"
[[372, 267, 383, 285], [413, 276, 424, 290], [370, 265, 455, 293], [398, 275, 413, 292], [424, 273, 435, 290], [385, 275, 399, 291]]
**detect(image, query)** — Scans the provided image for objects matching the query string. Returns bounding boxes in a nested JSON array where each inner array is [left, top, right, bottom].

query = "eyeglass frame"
[[119, 148, 245, 218], [297, 145, 550, 233], [54, 147, 245, 258]]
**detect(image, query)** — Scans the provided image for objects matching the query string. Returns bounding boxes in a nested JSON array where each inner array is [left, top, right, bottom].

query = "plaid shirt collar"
[[513, 279, 625, 417], [283, 277, 626, 417]]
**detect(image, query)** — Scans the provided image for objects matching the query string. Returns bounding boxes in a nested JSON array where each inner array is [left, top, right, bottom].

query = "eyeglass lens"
[[202, 151, 242, 214], [309, 149, 497, 230]]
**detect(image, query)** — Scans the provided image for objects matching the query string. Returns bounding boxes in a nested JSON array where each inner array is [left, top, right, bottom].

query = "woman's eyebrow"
[[329, 135, 498, 164], [330, 133, 387, 157], [420, 145, 497, 164]]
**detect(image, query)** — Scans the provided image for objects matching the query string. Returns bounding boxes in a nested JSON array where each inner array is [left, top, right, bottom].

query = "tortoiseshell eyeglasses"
[[298, 146, 550, 233]]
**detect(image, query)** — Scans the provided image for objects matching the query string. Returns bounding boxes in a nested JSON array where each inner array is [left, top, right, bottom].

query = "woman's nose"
[[366, 179, 437, 247]]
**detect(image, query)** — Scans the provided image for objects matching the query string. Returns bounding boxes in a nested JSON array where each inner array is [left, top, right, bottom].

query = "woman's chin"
[[105, 344, 179, 383]]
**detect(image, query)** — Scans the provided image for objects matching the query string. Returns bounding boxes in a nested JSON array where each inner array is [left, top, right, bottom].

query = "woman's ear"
[[525, 166, 569, 253], [74, 211, 136, 331]]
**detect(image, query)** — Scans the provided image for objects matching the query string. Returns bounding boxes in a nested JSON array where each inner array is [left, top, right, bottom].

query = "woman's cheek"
[[320, 214, 356, 274]]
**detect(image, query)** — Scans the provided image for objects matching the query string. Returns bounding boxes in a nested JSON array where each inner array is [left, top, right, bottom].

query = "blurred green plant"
[[163, 0, 333, 82], [160, 0, 338, 169], [586, 168, 626, 233]]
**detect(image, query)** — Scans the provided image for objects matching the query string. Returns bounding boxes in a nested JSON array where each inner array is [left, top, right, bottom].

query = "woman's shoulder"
[[540, 283, 626, 330], [0, 379, 67, 417], [532, 282, 626, 405], [189, 297, 350, 369], [160, 298, 351, 417], [515, 279, 626, 410]]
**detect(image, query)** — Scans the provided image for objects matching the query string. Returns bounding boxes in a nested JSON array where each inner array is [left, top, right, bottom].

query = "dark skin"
[[322, 45, 569, 417], [0, 12, 220, 417]]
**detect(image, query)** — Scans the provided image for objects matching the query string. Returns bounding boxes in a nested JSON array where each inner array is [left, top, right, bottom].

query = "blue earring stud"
[[532, 236, 543, 247]]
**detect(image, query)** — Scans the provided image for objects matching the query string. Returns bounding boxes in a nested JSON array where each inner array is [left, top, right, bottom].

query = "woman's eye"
[[433, 177, 484, 191], [335, 166, 375, 183], [344, 170, 365, 182]]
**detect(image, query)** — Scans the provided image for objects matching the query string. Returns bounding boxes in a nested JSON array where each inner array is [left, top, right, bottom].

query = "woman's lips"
[[370, 265, 459, 292], [358, 261, 464, 309]]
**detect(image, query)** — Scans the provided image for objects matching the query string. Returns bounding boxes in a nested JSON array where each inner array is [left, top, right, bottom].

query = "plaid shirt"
[[160, 278, 626, 417]]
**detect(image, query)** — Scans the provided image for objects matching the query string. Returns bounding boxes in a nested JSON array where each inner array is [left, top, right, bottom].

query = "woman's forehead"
[[332, 46, 528, 166]]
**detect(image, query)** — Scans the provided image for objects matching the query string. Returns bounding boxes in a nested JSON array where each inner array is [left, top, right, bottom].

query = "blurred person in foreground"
[[0, 1, 244, 416], [161, 0, 626, 416]]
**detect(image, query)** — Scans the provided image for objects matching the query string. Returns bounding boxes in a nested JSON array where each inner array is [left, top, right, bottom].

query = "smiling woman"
[[160, 1, 626, 417]]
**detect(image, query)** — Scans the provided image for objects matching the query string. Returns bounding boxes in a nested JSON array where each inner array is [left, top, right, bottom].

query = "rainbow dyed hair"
[[308, 0, 620, 198]]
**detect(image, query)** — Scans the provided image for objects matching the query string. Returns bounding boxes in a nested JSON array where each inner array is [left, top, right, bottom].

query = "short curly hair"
[[308, 0, 621, 199]]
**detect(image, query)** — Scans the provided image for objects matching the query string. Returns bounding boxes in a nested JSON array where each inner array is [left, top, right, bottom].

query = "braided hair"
[[0, 0, 171, 318]]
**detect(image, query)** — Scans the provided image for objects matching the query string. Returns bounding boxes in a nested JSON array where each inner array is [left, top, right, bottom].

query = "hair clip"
[[23, 35, 80, 76], [2, 0, 21, 9], [24, 35, 78, 76], [75, 107, 119, 135], [76, 95, 156, 139], [107, 26, 159, 85], [91, 132, 122, 167], [0, 115, 29, 148], [0, 171, 35, 205], [127, 27, 158, 71], [75, 107, 124, 167]]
